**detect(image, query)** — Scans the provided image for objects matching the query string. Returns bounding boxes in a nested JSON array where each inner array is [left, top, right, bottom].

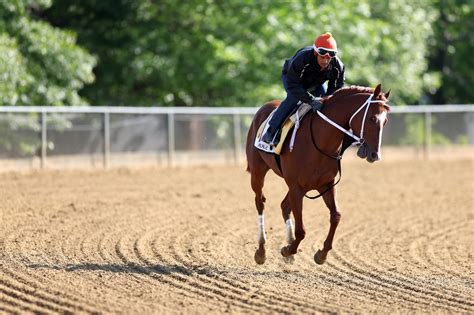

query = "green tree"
[[0, 0, 96, 105], [0, 33, 31, 105], [427, 0, 474, 104], [255, 0, 439, 105], [44, 0, 439, 107], [44, 0, 276, 106]]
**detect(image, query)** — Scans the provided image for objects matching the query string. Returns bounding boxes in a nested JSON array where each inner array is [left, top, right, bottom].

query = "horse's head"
[[351, 84, 390, 163]]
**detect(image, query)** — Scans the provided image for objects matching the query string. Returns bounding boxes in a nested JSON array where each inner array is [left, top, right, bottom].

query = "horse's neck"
[[315, 93, 370, 153], [326, 93, 370, 129]]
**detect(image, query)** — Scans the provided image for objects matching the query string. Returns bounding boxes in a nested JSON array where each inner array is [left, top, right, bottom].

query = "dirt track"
[[0, 158, 473, 314]]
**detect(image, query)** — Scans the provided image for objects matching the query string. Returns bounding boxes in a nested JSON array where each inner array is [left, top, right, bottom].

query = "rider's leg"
[[268, 94, 298, 130], [262, 93, 299, 145], [261, 96, 298, 145], [262, 74, 300, 145]]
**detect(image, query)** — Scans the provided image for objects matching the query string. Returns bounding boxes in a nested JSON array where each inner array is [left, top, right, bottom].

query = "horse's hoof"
[[283, 255, 295, 264], [314, 249, 327, 265], [254, 248, 266, 265], [281, 245, 292, 257]]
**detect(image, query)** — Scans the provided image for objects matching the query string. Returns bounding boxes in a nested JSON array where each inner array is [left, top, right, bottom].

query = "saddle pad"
[[254, 103, 312, 155]]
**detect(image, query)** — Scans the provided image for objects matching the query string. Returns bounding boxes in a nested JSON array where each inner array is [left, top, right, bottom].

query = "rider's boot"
[[261, 127, 277, 146]]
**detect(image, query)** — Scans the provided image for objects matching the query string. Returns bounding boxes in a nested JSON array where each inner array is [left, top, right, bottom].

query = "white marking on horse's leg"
[[376, 111, 387, 159], [257, 214, 267, 245], [285, 218, 295, 244]]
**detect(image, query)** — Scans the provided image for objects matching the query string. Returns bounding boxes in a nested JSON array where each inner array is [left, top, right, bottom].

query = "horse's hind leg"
[[251, 168, 269, 264], [314, 186, 341, 265]]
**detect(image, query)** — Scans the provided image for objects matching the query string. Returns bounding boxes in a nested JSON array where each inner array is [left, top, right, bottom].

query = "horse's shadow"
[[28, 262, 305, 279], [28, 262, 194, 276], [27, 263, 307, 278]]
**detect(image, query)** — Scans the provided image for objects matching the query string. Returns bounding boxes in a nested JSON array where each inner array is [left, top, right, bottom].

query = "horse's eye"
[[370, 116, 376, 122]]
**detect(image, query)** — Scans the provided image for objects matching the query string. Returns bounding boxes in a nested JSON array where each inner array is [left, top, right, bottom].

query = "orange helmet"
[[313, 32, 338, 52]]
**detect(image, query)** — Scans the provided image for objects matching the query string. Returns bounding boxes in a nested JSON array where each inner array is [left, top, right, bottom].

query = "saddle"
[[254, 103, 312, 155]]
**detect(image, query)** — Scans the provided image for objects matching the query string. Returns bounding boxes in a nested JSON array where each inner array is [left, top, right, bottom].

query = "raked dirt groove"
[[0, 159, 473, 314]]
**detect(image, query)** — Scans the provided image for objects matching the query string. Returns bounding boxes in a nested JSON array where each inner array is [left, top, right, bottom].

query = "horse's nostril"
[[371, 152, 379, 159]]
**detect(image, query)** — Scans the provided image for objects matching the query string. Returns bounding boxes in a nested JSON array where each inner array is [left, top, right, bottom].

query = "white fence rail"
[[1, 105, 473, 169]]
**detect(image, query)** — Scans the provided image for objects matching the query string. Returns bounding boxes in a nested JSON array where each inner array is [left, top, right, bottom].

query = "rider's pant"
[[268, 75, 327, 131]]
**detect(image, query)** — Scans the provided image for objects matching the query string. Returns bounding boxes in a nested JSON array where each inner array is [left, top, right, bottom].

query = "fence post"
[[167, 112, 175, 166], [233, 113, 242, 164], [41, 111, 47, 169], [424, 111, 432, 159], [103, 112, 110, 168]]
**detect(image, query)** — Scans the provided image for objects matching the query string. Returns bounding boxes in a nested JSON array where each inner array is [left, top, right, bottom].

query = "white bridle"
[[316, 94, 386, 145]]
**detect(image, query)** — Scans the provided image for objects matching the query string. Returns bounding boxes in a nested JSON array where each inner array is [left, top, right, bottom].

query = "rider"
[[261, 32, 345, 146]]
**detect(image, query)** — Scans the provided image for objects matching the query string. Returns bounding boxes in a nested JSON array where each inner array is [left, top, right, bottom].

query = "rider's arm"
[[284, 52, 315, 104], [327, 58, 345, 95]]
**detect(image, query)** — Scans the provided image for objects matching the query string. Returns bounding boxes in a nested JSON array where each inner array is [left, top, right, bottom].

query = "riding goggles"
[[315, 47, 337, 58]]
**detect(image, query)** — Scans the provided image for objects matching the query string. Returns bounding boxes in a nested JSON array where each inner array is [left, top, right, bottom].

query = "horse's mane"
[[327, 85, 374, 100], [324, 85, 390, 111]]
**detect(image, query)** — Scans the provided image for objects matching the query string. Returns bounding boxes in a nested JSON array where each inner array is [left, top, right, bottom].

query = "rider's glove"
[[310, 97, 323, 112]]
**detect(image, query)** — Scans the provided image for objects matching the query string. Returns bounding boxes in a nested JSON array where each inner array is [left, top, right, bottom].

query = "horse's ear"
[[373, 84, 382, 98], [385, 89, 391, 99]]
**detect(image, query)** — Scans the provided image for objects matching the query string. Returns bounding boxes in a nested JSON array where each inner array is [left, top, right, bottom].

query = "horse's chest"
[[303, 167, 338, 191]]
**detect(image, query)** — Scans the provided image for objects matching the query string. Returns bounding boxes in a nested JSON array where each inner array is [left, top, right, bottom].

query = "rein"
[[305, 93, 384, 200], [305, 112, 342, 199]]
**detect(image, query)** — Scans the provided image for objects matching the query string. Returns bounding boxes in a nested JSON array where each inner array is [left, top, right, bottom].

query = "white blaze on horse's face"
[[365, 106, 389, 163], [376, 111, 388, 159]]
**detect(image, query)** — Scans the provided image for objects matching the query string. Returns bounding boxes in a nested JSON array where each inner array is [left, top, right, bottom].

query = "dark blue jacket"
[[282, 46, 345, 104]]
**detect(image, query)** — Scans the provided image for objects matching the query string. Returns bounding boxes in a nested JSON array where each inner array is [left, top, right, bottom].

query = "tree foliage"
[[427, 0, 474, 104], [44, 0, 441, 106], [0, 0, 472, 106], [0, 0, 96, 105]]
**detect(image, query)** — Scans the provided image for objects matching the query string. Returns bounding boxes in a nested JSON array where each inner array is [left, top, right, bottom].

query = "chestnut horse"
[[246, 84, 390, 265]]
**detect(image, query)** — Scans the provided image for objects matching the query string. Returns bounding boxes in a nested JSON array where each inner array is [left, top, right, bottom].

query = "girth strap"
[[305, 158, 342, 199]]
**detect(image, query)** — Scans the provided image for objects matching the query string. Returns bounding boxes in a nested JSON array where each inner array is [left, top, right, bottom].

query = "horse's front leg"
[[281, 193, 295, 263], [280, 192, 295, 244], [314, 186, 341, 265], [281, 188, 305, 257]]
